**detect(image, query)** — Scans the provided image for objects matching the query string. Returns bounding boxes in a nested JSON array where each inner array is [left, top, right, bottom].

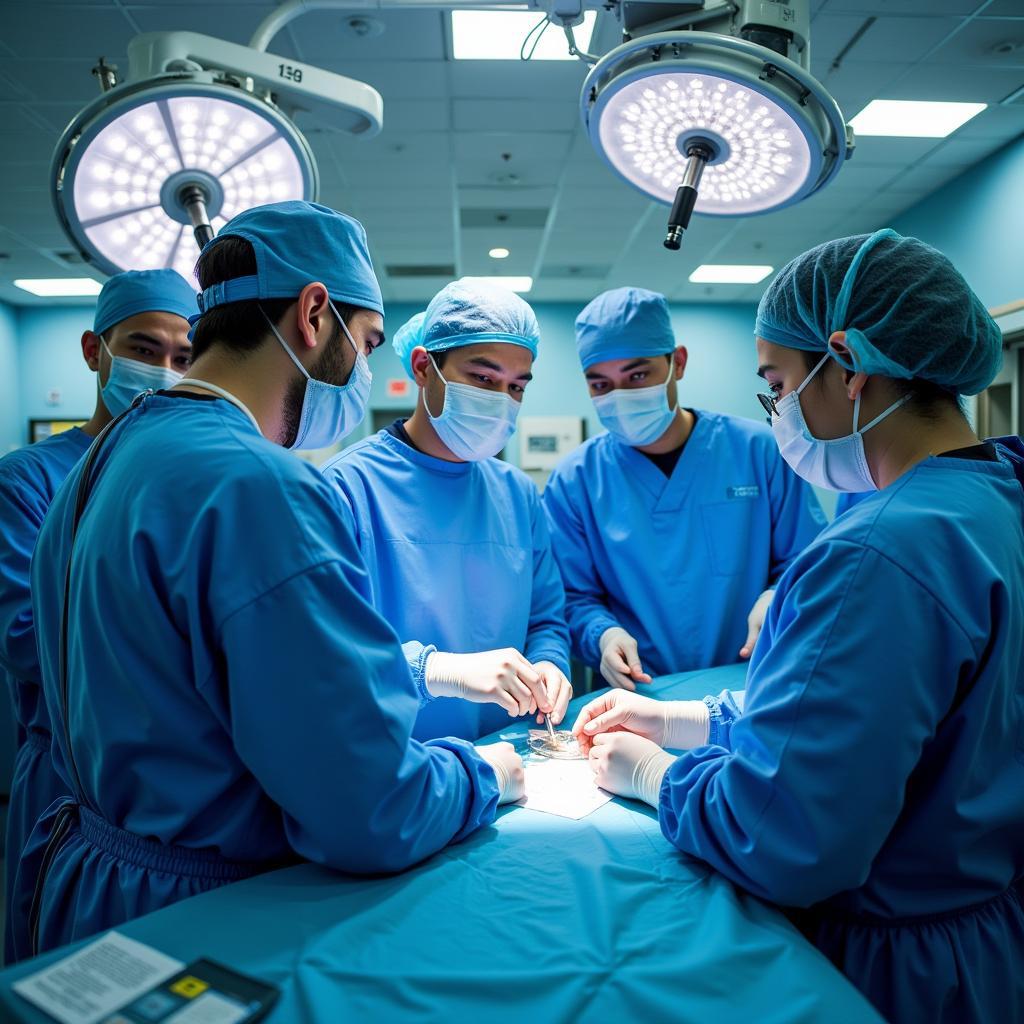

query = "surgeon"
[[0, 268, 196, 962], [321, 279, 572, 741], [543, 287, 824, 690], [19, 202, 521, 960], [573, 230, 1024, 1024]]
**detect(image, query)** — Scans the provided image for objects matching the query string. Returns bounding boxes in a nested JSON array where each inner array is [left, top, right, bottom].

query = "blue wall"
[[16, 308, 99, 433], [1, 300, 765, 459], [891, 133, 1024, 310], [0, 302, 19, 456]]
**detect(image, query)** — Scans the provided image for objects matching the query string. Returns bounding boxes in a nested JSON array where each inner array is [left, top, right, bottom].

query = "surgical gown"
[[0, 426, 91, 962], [659, 441, 1024, 1023], [321, 428, 570, 740], [542, 410, 825, 676], [834, 490, 871, 517], [18, 394, 498, 961]]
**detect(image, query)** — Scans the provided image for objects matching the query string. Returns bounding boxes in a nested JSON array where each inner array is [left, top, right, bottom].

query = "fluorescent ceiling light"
[[452, 11, 596, 61], [489, 247, 510, 259], [689, 265, 773, 284], [14, 278, 103, 297], [850, 100, 986, 138], [463, 275, 533, 293]]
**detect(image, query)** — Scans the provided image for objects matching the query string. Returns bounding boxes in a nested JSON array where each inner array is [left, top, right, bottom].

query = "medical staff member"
[[20, 202, 521, 960], [574, 230, 1024, 1024], [543, 287, 824, 690], [321, 280, 572, 741], [0, 269, 195, 962]]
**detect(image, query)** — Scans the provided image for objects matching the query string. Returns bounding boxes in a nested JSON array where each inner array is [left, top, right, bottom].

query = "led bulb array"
[[599, 72, 814, 214], [71, 94, 307, 283]]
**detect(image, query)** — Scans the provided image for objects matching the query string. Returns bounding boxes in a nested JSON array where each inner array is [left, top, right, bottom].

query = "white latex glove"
[[533, 661, 572, 726], [476, 741, 526, 804], [589, 733, 675, 807], [571, 689, 709, 756], [598, 626, 652, 691], [739, 588, 775, 660], [425, 648, 550, 717]]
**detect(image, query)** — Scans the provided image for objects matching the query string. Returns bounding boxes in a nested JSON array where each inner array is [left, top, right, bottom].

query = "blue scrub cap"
[[756, 228, 1002, 396], [93, 269, 197, 336], [574, 287, 676, 371], [191, 201, 383, 324], [392, 278, 540, 378]]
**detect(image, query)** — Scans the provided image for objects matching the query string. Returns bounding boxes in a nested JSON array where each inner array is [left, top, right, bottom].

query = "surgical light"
[[52, 31, 383, 279], [580, 0, 852, 250]]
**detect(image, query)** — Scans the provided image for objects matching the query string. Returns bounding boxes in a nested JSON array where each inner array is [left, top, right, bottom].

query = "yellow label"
[[170, 976, 209, 998]]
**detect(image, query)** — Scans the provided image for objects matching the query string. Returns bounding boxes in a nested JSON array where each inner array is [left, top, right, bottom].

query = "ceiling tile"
[[453, 99, 577, 133], [290, 10, 446, 63], [2, 9, 134, 58], [929, 17, 1024, 65], [883, 61, 1024, 102], [128, 5, 279, 46], [824, 0, 988, 14]]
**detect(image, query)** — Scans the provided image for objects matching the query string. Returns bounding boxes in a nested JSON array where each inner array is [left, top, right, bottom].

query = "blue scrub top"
[[27, 395, 498, 941], [321, 428, 570, 741], [0, 428, 92, 737], [659, 445, 1024, 1023], [835, 490, 871, 517], [542, 410, 826, 676], [0, 428, 93, 961]]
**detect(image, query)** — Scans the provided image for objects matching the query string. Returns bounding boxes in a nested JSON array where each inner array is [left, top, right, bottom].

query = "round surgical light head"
[[52, 79, 318, 281], [582, 32, 850, 237]]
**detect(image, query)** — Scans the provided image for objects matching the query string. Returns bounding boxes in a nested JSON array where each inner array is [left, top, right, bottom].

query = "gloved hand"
[[589, 733, 675, 808], [476, 741, 526, 804], [598, 626, 652, 691], [533, 661, 572, 725], [571, 689, 710, 756], [426, 648, 550, 717], [739, 588, 775, 659]]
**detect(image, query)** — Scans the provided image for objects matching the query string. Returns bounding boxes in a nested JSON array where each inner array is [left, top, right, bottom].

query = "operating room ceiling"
[[0, 0, 1022, 308]]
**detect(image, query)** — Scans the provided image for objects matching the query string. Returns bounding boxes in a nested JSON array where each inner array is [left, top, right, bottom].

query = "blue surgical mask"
[[771, 352, 912, 492], [592, 357, 677, 446], [265, 301, 372, 451], [425, 354, 520, 461], [99, 338, 184, 416]]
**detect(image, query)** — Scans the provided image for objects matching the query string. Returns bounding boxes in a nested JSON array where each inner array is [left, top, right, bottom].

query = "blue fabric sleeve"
[[705, 689, 744, 749], [0, 469, 45, 682], [658, 540, 962, 908], [542, 472, 619, 668], [522, 491, 572, 676], [401, 641, 438, 705], [214, 560, 499, 874], [763, 443, 826, 583]]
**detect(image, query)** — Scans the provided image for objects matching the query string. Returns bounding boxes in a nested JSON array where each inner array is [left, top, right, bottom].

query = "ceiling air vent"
[[460, 208, 549, 229], [540, 264, 611, 279], [385, 264, 457, 278]]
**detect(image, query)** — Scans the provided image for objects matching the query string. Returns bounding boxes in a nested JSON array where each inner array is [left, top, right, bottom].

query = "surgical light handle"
[[664, 143, 712, 251]]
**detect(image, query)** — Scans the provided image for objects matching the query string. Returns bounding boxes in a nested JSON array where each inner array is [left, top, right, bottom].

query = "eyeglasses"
[[756, 391, 778, 425]]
